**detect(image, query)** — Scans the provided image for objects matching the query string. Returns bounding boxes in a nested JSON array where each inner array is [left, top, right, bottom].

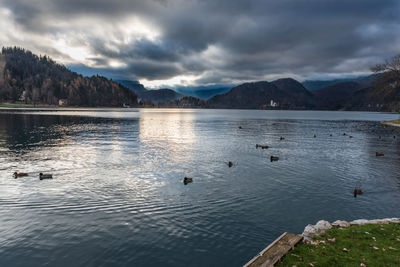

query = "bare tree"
[[371, 55, 400, 88]]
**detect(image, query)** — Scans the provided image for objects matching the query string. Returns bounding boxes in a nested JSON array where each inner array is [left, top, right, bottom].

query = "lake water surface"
[[1, 109, 400, 266]]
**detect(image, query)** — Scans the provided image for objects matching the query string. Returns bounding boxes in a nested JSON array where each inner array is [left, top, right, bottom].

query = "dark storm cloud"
[[1, 0, 399, 85]]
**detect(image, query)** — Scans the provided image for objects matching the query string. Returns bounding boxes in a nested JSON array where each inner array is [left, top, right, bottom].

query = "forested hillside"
[[0, 47, 138, 106]]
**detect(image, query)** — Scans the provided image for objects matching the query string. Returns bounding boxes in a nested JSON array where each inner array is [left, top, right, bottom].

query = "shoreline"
[[382, 119, 400, 127], [301, 217, 400, 240], [1, 102, 400, 114], [0, 105, 399, 113]]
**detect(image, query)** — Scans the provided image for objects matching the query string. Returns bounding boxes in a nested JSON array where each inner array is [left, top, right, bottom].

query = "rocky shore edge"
[[302, 217, 400, 241]]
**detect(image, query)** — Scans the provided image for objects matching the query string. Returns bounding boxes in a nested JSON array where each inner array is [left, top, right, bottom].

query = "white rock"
[[388, 218, 400, 223], [332, 220, 350, 228], [369, 219, 390, 224], [302, 224, 319, 238], [302, 220, 332, 239], [350, 219, 369, 226], [350, 218, 400, 225], [315, 220, 332, 231]]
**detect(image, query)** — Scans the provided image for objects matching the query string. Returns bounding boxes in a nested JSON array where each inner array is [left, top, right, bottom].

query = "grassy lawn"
[[278, 223, 400, 267], [0, 104, 22, 108]]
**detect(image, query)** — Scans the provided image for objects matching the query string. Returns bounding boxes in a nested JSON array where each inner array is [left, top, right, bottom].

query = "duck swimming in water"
[[270, 156, 279, 162], [183, 177, 193, 184], [376, 152, 384, 157], [39, 173, 53, 180], [228, 161, 233, 167], [354, 189, 363, 197], [256, 144, 269, 149], [280, 136, 285, 140], [13, 172, 28, 178]]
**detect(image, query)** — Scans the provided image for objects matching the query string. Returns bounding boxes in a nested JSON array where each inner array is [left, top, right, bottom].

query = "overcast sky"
[[0, 0, 399, 88]]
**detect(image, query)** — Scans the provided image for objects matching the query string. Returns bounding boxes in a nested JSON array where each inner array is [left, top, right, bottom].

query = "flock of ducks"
[[13, 125, 395, 194], [13, 172, 53, 180], [183, 126, 395, 199]]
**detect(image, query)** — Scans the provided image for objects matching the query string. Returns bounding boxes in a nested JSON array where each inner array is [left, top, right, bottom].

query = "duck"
[[314, 134, 316, 138], [183, 177, 193, 184], [394, 136, 396, 139], [353, 189, 363, 197], [39, 173, 53, 180], [330, 134, 332, 137], [379, 136, 382, 139], [280, 136, 285, 140], [13, 172, 28, 178], [343, 133, 347, 136], [228, 161, 233, 167], [256, 144, 269, 149], [349, 136, 353, 138], [270, 156, 279, 162], [376, 152, 384, 157], [238, 126, 243, 129]]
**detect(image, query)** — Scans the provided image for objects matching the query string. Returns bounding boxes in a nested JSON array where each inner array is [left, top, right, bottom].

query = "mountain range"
[[1, 47, 399, 111], [206, 75, 398, 111], [116, 75, 396, 111]]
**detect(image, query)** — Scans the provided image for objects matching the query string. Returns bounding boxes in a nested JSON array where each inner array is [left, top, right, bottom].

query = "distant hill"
[[175, 85, 233, 99], [207, 78, 315, 109], [312, 81, 366, 110], [0, 47, 138, 107], [137, 88, 184, 104], [271, 78, 314, 107], [301, 76, 372, 91], [116, 80, 146, 94], [115, 79, 186, 103], [346, 77, 400, 111], [311, 73, 398, 111]]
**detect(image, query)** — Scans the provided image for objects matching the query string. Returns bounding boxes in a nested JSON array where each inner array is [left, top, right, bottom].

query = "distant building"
[[19, 90, 27, 101], [58, 99, 68, 106], [270, 100, 279, 107]]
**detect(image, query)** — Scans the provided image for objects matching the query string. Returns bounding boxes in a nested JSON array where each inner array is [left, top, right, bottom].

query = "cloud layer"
[[1, 0, 399, 87]]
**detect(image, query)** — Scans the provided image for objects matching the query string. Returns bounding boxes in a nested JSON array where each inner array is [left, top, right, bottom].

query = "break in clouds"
[[0, 0, 399, 87]]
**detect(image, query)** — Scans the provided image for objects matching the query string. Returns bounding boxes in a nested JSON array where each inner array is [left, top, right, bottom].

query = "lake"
[[0, 109, 400, 267]]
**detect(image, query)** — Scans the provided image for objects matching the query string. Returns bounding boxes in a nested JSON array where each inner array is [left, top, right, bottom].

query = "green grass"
[[0, 104, 21, 108], [278, 223, 400, 267]]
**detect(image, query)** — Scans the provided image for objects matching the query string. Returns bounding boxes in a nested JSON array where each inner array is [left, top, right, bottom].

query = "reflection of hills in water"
[[0, 114, 105, 152]]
